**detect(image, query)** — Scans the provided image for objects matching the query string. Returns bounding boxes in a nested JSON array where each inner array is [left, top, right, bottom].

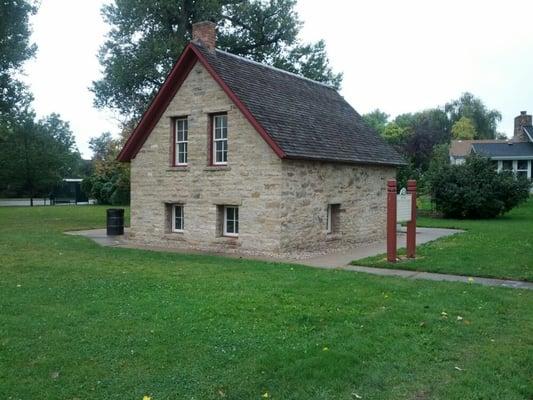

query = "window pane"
[[227, 207, 234, 220], [226, 219, 234, 233], [234, 220, 239, 234], [174, 206, 183, 230], [517, 160, 528, 170], [502, 160, 513, 170]]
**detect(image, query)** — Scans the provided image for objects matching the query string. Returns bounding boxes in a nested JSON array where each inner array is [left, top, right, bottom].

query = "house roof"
[[471, 142, 533, 159], [118, 42, 404, 166], [449, 139, 504, 158]]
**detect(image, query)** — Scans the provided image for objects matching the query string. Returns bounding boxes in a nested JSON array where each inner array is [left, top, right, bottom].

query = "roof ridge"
[[211, 47, 336, 89]]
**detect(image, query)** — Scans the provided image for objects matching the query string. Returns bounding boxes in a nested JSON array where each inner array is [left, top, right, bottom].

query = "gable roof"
[[118, 42, 404, 166], [471, 142, 533, 159], [450, 139, 504, 158]]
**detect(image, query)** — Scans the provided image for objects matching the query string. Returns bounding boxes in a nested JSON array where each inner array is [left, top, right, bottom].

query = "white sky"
[[23, 0, 533, 158]]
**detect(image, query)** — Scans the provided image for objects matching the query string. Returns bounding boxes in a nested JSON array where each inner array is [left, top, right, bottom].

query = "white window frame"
[[175, 118, 188, 166], [223, 206, 239, 237], [212, 114, 228, 165], [516, 160, 530, 180], [326, 205, 332, 234], [172, 204, 184, 232]]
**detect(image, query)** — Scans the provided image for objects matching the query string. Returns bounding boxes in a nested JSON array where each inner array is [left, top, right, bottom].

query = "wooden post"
[[406, 180, 417, 258], [387, 179, 397, 263]]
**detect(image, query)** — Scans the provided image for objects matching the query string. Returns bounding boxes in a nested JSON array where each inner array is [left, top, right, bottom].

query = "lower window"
[[327, 204, 341, 234], [172, 204, 184, 232], [223, 206, 239, 237]]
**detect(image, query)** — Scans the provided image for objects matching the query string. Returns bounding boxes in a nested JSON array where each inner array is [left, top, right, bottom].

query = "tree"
[[445, 92, 501, 139], [92, 0, 342, 121], [428, 155, 530, 219], [362, 109, 389, 136], [0, 113, 82, 205], [393, 108, 451, 170], [0, 0, 37, 117], [82, 132, 130, 205], [451, 116, 476, 140]]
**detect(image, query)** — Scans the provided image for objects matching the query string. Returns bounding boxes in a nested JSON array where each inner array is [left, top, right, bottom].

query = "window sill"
[[326, 233, 341, 241], [167, 166, 190, 172], [204, 165, 231, 172], [213, 235, 239, 243], [163, 233, 186, 241]]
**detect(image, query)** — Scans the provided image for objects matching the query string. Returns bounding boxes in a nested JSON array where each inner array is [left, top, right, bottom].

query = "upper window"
[[212, 114, 228, 165], [175, 118, 188, 166], [172, 204, 184, 232], [224, 206, 239, 237]]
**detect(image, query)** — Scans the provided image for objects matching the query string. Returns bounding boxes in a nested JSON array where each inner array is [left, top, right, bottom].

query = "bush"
[[428, 155, 530, 218]]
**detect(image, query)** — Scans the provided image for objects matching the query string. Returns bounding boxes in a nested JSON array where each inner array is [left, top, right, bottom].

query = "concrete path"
[[65, 228, 130, 246], [65, 227, 533, 290], [344, 265, 533, 290], [294, 227, 462, 268]]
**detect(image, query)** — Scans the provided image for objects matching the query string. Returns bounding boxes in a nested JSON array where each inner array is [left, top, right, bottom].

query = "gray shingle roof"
[[472, 142, 533, 158], [194, 44, 404, 166]]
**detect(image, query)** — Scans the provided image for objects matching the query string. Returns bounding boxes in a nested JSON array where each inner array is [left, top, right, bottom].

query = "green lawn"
[[0, 206, 532, 399], [355, 198, 533, 282]]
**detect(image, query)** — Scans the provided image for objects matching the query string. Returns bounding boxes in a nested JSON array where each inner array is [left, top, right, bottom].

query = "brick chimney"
[[513, 111, 532, 142], [192, 21, 216, 50]]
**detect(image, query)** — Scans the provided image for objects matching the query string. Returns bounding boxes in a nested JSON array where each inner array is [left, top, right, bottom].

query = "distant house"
[[118, 21, 403, 257], [450, 111, 533, 181]]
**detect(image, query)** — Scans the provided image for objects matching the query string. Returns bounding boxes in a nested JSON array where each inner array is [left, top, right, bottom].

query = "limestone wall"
[[130, 61, 283, 254], [280, 160, 395, 255]]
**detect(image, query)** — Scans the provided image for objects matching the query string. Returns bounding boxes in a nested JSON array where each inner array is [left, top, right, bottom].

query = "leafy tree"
[[381, 122, 409, 146], [362, 109, 389, 136], [445, 92, 501, 139], [92, 0, 342, 120], [394, 109, 451, 170], [428, 155, 530, 219], [82, 132, 130, 205], [451, 116, 476, 140], [0, 113, 82, 205], [0, 0, 37, 117]]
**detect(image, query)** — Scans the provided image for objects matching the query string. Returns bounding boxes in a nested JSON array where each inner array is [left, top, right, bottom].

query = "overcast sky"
[[23, 0, 533, 158]]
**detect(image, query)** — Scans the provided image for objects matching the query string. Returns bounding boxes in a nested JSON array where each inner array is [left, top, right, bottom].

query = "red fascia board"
[[117, 45, 197, 162], [189, 45, 286, 159], [118, 43, 286, 162]]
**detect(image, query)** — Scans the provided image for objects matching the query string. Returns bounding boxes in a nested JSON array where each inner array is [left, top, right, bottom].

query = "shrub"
[[428, 155, 530, 218]]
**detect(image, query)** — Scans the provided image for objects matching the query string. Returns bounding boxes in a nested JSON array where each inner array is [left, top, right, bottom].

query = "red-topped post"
[[387, 179, 397, 263], [406, 180, 417, 258]]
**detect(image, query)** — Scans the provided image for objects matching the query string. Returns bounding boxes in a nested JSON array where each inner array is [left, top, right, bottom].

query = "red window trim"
[[170, 116, 188, 167], [208, 112, 228, 166]]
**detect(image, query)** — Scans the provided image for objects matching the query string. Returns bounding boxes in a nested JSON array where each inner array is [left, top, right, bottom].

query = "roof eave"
[[284, 154, 405, 167]]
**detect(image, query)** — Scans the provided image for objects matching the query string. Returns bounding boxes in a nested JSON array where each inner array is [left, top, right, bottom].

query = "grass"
[[355, 198, 533, 282], [0, 205, 532, 399]]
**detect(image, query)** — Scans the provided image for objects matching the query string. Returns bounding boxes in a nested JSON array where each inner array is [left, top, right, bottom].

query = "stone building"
[[118, 21, 404, 257]]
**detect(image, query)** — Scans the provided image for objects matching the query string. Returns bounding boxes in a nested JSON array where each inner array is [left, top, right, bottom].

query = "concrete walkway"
[[293, 227, 462, 268], [65, 227, 533, 290], [343, 265, 533, 290]]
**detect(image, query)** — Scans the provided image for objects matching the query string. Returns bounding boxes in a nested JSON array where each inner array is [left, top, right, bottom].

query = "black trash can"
[[107, 208, 124, 236]]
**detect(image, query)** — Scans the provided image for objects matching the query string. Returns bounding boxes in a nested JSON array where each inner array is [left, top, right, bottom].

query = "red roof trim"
[[189, 45, 286, 159], [117, 43, 286, 161]]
